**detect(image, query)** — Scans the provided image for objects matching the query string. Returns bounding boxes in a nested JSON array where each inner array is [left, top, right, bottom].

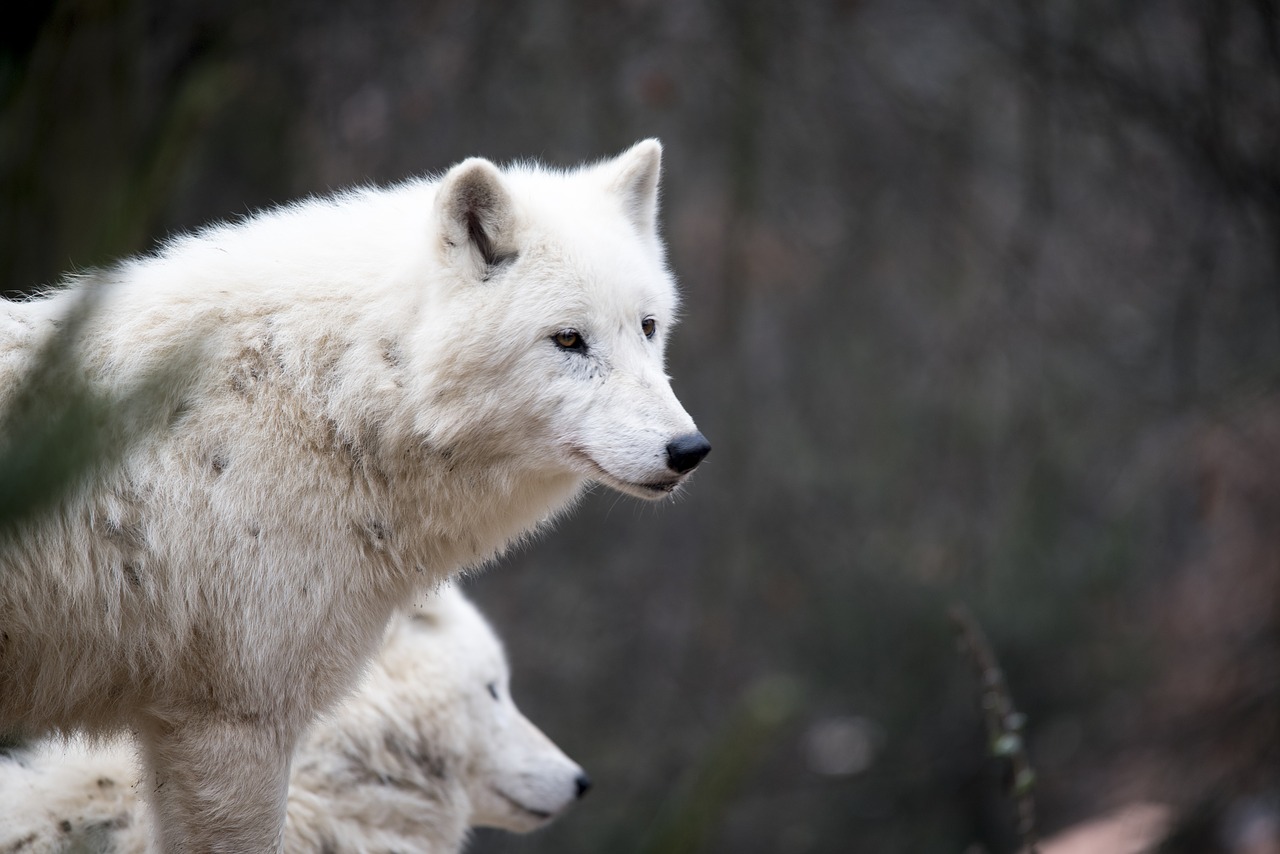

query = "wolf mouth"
[[628, 477, 679, 495], [492, 786, 554, 820], [603, 470, 680, 495], [569, 449, 682, 498]]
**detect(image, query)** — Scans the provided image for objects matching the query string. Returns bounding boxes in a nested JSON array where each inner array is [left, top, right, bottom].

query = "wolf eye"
[[642, 317, 657, 339], [552, 329, 585, 351], [487, 682, 499, 701]]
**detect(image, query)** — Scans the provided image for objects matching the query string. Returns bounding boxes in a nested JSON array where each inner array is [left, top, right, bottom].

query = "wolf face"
[[285, 585, 591, 848], [410, 140, 711, 500], [398, 589, 590, 833]]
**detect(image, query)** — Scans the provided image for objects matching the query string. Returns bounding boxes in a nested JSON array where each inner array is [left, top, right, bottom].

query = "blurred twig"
[[950, 602, 1040, 854]]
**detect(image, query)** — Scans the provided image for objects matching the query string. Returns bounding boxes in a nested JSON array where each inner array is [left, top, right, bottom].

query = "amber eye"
[[553, 329, 585, 351], [641, 317, 657, 339]]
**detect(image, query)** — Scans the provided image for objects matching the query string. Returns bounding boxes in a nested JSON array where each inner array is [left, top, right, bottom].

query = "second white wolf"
[[0, 585, 588, 853]]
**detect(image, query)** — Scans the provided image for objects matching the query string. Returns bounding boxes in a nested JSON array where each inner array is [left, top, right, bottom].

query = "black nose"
[[665, 431, 711, 474], [575, 772, 592, 799]]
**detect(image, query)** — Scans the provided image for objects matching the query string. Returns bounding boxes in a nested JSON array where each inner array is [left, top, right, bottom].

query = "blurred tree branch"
[[951, 603, 1040, 854], [973, 0, 1280, 354]]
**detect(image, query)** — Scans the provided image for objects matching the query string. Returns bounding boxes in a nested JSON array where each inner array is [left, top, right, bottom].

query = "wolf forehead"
[[465, 168, 681, 316], [498, 249, 680, 330]]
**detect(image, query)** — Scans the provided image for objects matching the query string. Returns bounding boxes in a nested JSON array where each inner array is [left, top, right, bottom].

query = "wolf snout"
[[665, 431, 711, 474], [574, 772, 592, 799]]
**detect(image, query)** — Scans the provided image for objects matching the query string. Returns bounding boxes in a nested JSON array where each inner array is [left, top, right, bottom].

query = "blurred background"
[[3, 1, 1279, 851]]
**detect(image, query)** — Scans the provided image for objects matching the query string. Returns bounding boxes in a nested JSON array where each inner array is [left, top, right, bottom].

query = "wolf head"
[[408, 140, 709, 501], [392, 586, 589, 833]]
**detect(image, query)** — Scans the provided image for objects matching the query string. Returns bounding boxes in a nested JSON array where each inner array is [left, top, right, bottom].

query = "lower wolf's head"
[[408, 140, 709, 501], [387, 585, 590, 833]]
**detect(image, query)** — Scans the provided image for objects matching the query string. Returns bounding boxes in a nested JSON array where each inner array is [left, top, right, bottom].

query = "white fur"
[[0, 585, 588, 853], [0, 141, 704, 851]]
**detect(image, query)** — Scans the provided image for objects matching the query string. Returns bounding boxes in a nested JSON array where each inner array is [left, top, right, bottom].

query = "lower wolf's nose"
[[575, 773, 592, 799], [666, 432, 711, 474]]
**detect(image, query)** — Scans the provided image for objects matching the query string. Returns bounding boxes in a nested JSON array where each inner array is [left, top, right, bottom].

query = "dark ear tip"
[[451, 156, 501, 176], [447, 159, 502, 203]]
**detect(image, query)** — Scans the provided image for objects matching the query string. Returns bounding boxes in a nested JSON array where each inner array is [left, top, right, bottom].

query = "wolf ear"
[[436, 157, 516, 273], [606, 139, 663, 237]]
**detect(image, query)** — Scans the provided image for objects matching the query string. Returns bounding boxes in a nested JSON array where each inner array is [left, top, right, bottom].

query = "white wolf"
[[0, 584, 590, 853], [0, 140, 708, 851]]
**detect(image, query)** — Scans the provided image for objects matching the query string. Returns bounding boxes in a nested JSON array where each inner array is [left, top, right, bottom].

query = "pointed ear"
[[435, 157, 517, 273], [606, 139, 663, 236]]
